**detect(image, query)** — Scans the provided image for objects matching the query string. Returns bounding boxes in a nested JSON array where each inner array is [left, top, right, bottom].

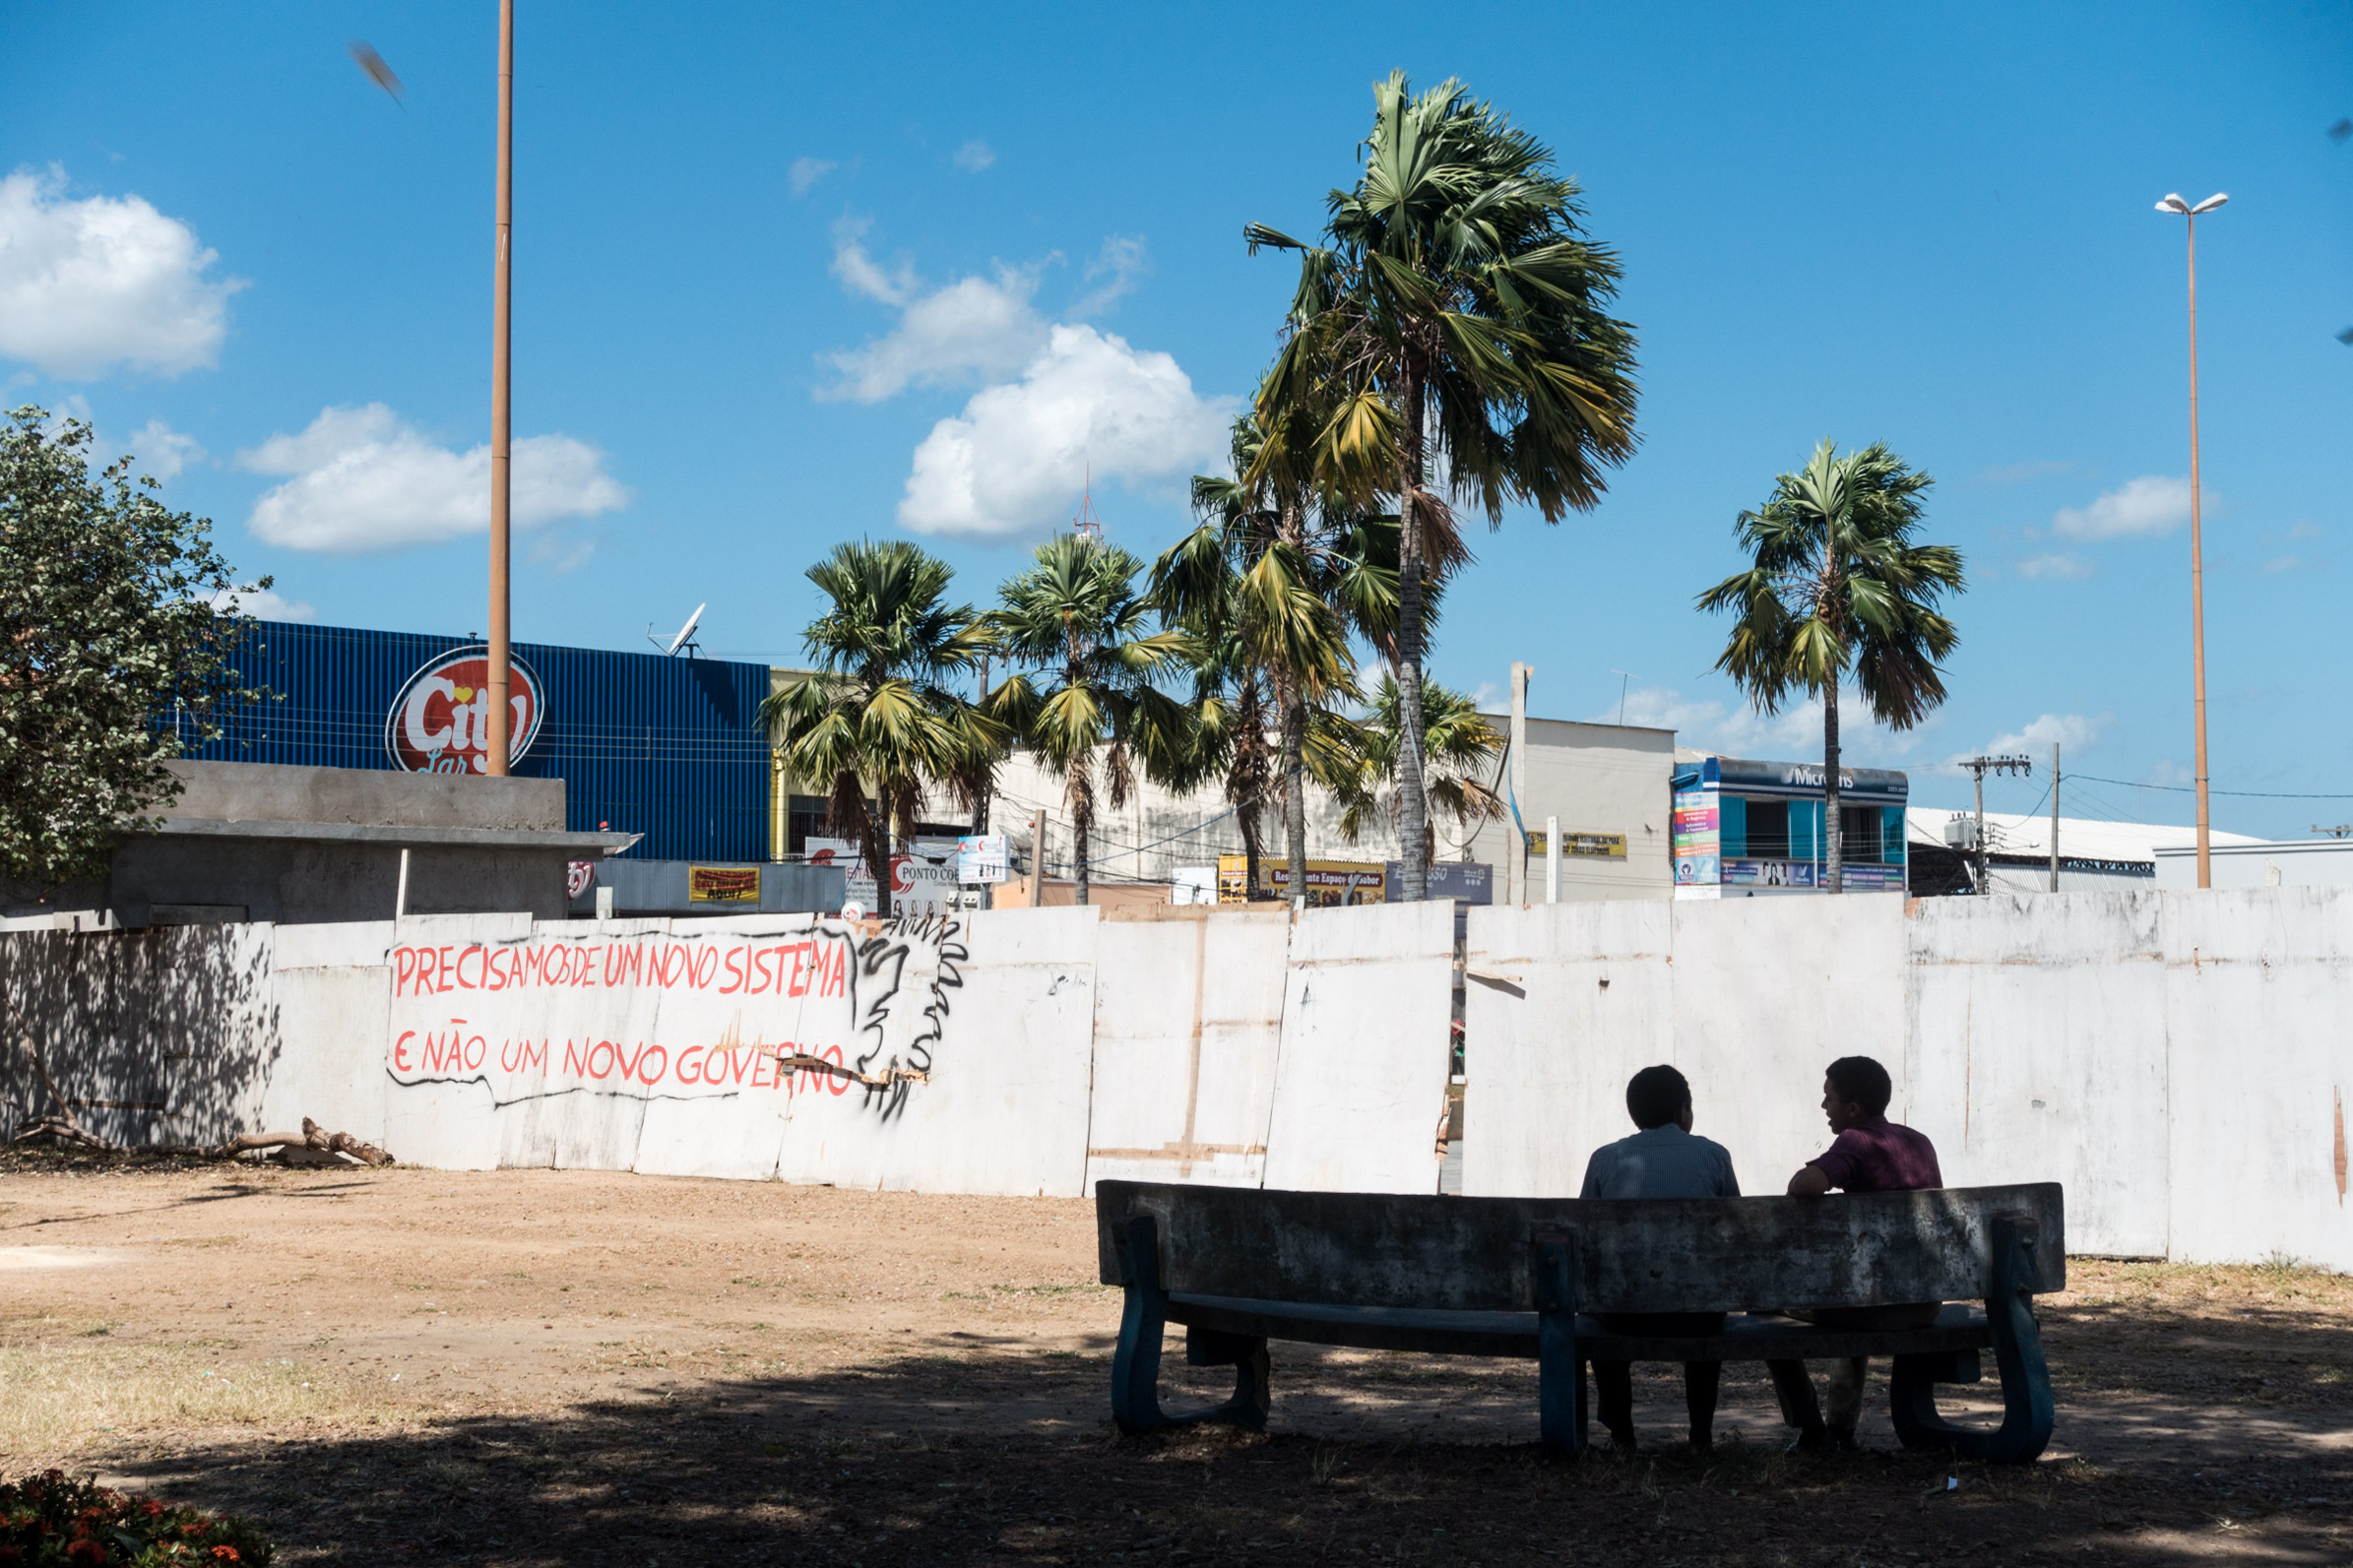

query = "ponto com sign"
[[385, 646, 545, 775]]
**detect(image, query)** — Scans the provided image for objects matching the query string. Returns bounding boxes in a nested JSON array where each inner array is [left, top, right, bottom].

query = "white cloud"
[[2051, 474, 2194, 540], [898, 324, 1236, 538], [209, 586, 315, 621], [820, 220, 1050, 402], [2015, 551, 2094, 581], [240, 404, 628, 555], [952, 140, 996, 172], [1071, 235, 1148, 318], [1976, 712, 2109, 761], [1605, 682, 1934, 769], [788, 157, 837, 196], [0, 167, 245, 379], [123, 418, 204, 480]]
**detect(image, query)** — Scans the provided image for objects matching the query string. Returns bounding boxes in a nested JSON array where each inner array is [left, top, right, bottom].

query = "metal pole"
[[1508, 663, 1532, 907], [1545, 814, 1560, 905], [2185, 216, 2212, 889], [1029, 806, 1048, 909], [2050, 743, 2061, 893], [1974, 766, 1988, 897], [485, 0, 515, 777]]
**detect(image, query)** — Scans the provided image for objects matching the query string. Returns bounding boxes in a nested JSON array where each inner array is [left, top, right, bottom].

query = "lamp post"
[[486, 0, 516, 777], [2154, 190, 2226, 888]]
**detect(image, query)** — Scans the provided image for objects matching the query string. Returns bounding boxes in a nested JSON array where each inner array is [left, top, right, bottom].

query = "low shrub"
[[0, 1471, 272, 1565]]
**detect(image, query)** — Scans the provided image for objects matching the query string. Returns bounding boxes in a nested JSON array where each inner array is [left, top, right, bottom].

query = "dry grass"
[[0, 1306, 395, 1457]]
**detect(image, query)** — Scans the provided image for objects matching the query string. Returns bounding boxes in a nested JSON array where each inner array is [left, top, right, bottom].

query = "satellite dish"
[[646, 602, 706, 658]]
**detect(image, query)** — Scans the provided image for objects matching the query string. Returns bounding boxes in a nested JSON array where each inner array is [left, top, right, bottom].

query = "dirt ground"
[[2, 1153, 2348, 1566]]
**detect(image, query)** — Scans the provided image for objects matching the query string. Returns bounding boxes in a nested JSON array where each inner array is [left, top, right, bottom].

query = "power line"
[[2068, 773, 2353, 801]]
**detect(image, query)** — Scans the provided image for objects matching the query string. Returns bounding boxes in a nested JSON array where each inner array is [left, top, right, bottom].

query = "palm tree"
[[762, 540, 997, 917], [1320, 675, 1505, 862], [1246, 71, 1641, 901], [986, 534, 1195, 907], [1697, 440, 1964, 893], [1152, 408, 1379, 901]]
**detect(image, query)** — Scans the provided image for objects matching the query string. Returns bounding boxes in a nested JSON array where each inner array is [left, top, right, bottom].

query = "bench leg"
[[1886, 1218, 2055, 1465], [1532, 1236, 1584, 1457], [1111, 1216, 1273, 1436], [1765, 1358, 1829, 1448]]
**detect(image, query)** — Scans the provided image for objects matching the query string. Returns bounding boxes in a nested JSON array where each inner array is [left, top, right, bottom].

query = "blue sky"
[[5, 2, 2349, 834]]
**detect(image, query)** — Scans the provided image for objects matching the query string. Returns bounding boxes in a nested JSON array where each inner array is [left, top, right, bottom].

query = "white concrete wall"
[[1464, 889, 2353, 1270], [1261, 902, 1455, 1194]]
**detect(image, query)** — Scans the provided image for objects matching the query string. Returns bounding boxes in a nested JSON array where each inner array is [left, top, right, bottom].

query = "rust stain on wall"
[[2334, 1088, 2346, 1207]]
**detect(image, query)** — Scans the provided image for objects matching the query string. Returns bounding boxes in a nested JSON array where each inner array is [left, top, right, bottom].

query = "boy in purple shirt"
[[1769, 1055, 1943, 1448]]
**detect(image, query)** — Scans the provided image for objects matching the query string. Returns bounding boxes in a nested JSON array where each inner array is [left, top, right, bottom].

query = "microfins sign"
[[384, 646, 545, 775]]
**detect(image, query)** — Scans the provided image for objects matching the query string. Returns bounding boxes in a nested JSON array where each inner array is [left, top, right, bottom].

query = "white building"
[[1905, 807, 2266, 895], [2153, 836, 2353, 889]]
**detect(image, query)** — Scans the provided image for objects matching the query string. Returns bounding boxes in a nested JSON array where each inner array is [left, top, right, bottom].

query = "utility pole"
[[2156, 190, 2227, 887], [1508, 663, 1532, 907], [2313, 824, 2353, 840], [2049, 743, 2062, 893], [1028, 806, 1049, 909], [1960, 754, 2032, 896], [484, 0, 516, 777]]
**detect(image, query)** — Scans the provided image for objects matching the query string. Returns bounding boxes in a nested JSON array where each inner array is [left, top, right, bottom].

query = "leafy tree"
[[1247, 71, 1641, 900], [1153, 405, 1395, 899], [0, 408, 268, 894], [762, 540, 997, 918], [1697, 440, 1963, 893], [1320, 674, 1505, 859], [986, 533, 1194, 907]]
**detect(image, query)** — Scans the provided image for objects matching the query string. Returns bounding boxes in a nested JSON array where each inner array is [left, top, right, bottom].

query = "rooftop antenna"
[[1610, 668, 1640, 727], [648, 601, 705, 659], [1071, 463, 1105, 542]]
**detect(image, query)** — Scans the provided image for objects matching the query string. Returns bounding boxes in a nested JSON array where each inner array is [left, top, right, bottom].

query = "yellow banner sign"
[[1525, 830, 1626, 859], [1217, 855, 1386, 907], [688, 865, 761, 904]]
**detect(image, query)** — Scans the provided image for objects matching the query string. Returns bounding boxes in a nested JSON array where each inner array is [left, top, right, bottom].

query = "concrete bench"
[[1096, 1180, 2063, 1462]]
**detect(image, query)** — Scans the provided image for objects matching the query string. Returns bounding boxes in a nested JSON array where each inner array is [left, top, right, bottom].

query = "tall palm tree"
[[762, 540, 997, 918], [1246, 71, 1641, 901], [986, 534, 1195, 907], [1697, 440, 1964, 893], [1153, 407, 1382, 900], [1319, 675, 1505, 861]]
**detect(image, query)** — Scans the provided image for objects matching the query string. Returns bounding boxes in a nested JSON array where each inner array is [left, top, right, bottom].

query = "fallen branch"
[[774, 1051, 928, 1090]]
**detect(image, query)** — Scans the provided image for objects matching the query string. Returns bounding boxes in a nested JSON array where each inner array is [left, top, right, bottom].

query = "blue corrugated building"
[[181, 620, 769, 861]]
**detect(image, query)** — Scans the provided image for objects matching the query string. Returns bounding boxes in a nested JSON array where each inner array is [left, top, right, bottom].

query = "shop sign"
[[688, 866, 761, 904], [1216, 855, 1386, 906], [957, 834, 1009, 885], [385, 646, 544, 775], [1525, 829, 1626, 859], [808, 837, 962, 916]]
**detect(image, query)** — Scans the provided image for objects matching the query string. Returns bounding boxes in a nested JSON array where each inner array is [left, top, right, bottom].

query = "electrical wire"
[[2068, 773, 2353, 801]]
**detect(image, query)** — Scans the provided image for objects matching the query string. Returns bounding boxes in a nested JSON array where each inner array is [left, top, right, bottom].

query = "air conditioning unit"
[[1942, 817, 1980, 850]]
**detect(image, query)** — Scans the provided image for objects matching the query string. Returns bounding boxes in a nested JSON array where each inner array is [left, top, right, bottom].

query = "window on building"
[[1841, 805, 1880, 864], [1745, 799, 1791, 859]]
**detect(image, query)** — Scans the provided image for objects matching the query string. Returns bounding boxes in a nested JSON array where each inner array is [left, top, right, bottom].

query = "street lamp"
[[2153, 190, 2226, 888]]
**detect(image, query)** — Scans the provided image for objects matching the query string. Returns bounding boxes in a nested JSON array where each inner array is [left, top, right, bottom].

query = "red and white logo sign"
[[384, 646, 545, 775]]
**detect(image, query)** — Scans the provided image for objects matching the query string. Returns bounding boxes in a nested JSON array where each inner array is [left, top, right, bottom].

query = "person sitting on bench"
[[1579, 1063, 1739, 1451], [1769, 1054, 1944, 1449]]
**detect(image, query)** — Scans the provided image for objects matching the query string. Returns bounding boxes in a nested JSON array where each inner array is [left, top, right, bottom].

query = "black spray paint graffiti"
[[841, 911, 967, 1122]]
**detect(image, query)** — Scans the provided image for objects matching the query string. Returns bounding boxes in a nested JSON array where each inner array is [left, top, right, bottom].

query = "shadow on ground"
[[105, 1334, 2353, 1567]]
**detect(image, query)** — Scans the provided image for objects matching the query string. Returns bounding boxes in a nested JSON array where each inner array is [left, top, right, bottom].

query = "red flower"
[[210, 1548, 241, 1562], [65, 1538, 106, 1564]]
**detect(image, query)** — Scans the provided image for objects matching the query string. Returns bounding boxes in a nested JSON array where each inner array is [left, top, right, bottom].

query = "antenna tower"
[[1072, 464, 1105, 542]]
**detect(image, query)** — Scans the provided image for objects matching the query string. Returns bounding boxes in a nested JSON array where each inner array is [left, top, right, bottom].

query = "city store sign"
[[385, 646, 545, 774]]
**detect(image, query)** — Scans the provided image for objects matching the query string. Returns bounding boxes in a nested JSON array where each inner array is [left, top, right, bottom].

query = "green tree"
[[986, 533, 1194, 907], [1153, 406, 1392, 900], [1247, 71, 1641, 901], [1320, 674, 1505, 860], [0, 408, 268, 893], [1697, 440, 1964, 893], [761, 540, 998, 918]]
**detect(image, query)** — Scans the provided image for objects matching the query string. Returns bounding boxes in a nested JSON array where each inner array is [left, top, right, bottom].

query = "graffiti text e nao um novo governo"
[[391, 938, 853, 999]]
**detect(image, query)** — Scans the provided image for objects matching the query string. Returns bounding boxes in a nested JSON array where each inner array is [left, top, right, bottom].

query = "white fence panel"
[[1460, 900, 1673, 1197], [1085, 908, 1291, 1193], [1262, 902, 1454, 1194], [1906, 894, 2169, 1256], [2164, 889, 2353, 1270]]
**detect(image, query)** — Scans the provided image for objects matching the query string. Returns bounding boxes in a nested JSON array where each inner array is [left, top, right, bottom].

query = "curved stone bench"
[[1096, 1179, 2063, 1462]]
